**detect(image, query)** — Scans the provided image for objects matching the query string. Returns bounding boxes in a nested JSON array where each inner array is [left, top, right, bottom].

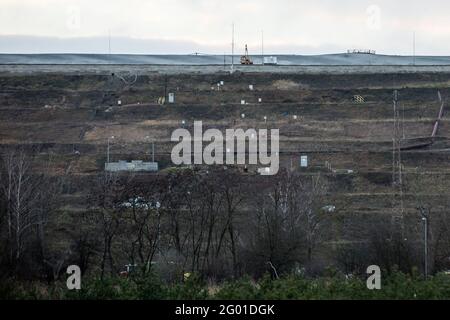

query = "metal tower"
[[392, 90, 405, 224]]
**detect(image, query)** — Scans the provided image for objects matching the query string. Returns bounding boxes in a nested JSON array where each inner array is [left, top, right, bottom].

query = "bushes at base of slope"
[[2, 271, 450, 300]]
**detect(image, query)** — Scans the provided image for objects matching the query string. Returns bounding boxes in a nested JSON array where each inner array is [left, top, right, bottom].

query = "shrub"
[[214, 277, 260, 299], [166, 274, 208, 300]]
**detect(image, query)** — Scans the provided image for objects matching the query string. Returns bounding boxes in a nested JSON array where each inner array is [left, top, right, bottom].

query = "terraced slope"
[[0, 66, 449, 226]]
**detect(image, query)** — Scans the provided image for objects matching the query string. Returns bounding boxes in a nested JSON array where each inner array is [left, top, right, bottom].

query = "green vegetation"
[[2, 271, 450, 300]]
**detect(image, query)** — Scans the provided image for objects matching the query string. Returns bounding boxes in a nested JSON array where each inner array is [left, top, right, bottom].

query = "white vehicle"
[[120, 197, 161, 210], [322, 205, 336, 213]]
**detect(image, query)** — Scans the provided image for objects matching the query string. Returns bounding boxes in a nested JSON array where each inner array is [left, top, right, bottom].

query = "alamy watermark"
[[366, 265, 381, 290], [171, 121, 279, 175], [366, 4, 382, 30], [66, 265, 81, 290], [66, 5, 81, 31]]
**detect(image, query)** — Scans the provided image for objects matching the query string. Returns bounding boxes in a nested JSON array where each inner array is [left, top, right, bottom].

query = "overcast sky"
[[0, 0, 449, 55]]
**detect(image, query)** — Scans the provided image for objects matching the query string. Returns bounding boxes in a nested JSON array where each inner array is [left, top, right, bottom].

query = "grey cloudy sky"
[[0, 0, 449, 55]]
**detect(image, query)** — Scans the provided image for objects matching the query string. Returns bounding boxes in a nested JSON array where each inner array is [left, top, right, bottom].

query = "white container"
[[263, 56, 278, 65], [168, 93, 175, 103], [300, 155, 308, 168]]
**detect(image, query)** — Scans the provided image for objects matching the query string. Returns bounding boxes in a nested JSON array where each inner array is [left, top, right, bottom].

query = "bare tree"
[[118, 177, 169, 275], [163, 167, 245, 279], [216, 168, 246, 278], [1, 150, 44, 267], [246, 170, 329, 276], [0, 148, 63, 277], [88, 171, 132, 279], [298, 174, 329, 264]]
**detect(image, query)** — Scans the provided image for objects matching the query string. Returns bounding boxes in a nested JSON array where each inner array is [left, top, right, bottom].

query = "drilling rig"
[[240, 44, 253, 65]]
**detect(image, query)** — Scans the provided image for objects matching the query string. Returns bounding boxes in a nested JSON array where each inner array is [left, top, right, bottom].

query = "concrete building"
[[105, 160, 158, 172]]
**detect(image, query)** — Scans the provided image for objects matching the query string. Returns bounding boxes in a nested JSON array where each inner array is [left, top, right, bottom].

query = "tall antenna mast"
[[108, 29, 111, 56], [231, 23, 235, 73], [261, 30, 264, 65]]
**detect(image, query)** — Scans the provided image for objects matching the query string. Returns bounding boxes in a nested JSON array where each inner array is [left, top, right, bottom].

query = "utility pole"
[[164, 75, 168, 102], [107, 138, 110, 163], [423, 216, 428, 279], [392, 90, 404, 228], [393, 90, 402, 186], [402, 97, 405, 139], [107, 136, 114, 163], [419, 208, 429, 279], [145, 136, 155, 162], [152, 142, 155, 162]]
